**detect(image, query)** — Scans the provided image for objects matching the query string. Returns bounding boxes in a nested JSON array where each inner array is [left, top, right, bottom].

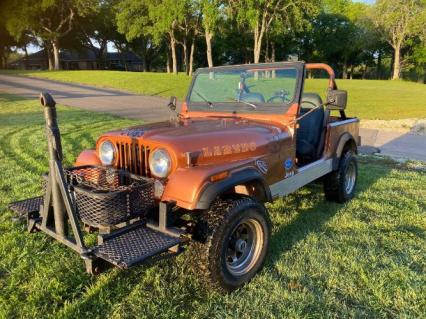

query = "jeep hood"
[[99, 117, 290, 167]]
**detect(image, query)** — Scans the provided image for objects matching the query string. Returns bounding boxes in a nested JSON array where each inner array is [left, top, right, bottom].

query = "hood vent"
[[116, 142, 151, 177]]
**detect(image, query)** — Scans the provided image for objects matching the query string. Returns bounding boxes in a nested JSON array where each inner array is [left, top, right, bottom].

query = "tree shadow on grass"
[[261, 158, 395, 316], [266, 158, 392, 267]]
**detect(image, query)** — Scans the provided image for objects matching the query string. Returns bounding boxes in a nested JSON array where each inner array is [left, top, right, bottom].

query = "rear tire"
[[324, 150, 358, 203], [191, 196, 271, 292]]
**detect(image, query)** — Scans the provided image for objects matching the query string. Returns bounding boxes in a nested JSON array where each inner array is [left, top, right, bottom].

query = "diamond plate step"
[[9, 196, 43, 217], [94, 226, 183, 269]]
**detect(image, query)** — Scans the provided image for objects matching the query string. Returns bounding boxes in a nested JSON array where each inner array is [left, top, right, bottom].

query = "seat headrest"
[[301, 93, 323, 108]]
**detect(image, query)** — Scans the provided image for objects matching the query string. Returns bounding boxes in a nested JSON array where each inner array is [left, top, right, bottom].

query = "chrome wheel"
[[344, 161, 356, 194], [225, 218, 264, 276]]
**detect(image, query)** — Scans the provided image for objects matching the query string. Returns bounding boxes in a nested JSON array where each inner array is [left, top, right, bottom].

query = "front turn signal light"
[[210, 171, 229, 182]]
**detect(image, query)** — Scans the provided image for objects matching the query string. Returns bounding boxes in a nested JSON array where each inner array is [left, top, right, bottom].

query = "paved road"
[[0, 74, 178, 122], [1, 74, 425, 161]]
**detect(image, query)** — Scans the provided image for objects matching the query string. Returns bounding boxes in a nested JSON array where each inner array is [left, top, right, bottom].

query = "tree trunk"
[[52, 39, 61, 70], [23, 45, 29, 70], [342, 60, 348, 79], [265, 40, 270, 62], [377, 50, 382, 79], [362, 65, 368, 79], [0, 55, 4, 69], [392, 44, 401, 80], [141, 54, 147, 72], [205, 30, 213, 68], [253, 18, 266, 64], [253, 34, 262, 64], [189, 40, 195, 76], [170, 34, 178, 74], [45, 43, 54, 70], [166, 45, 171, 73], [166, 55, 171, 73], [182, 38, 189, 75], [271, 42, 275, 62]]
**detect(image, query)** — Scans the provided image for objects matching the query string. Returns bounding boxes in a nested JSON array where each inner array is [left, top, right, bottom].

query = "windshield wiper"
[[235, 98, 257, 109], [192, 89, 215, 108]]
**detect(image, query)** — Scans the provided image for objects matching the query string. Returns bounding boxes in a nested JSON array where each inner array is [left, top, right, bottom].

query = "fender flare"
[[333, 132, 357, 169], [194, 168, 272, 210]]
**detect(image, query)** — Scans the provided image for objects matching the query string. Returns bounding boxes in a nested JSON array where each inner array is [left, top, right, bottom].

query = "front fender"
[[194, 168, 271, 210], [161, 163, 269, 210], [75, 149, 101, 166]]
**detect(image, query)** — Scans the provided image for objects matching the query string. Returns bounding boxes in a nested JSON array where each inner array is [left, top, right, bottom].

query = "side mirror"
[[326, 89, 347, 110], [168, 96, 177, 111]]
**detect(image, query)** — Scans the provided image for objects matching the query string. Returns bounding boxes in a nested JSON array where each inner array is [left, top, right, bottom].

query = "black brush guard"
[[8, 92, 185, 274]]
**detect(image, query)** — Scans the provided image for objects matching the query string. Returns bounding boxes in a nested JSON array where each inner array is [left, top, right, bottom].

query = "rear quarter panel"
[[324, 117, 360, 158]]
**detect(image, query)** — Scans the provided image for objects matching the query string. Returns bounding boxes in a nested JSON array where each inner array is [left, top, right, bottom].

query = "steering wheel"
[[267, 89, 291, 104]]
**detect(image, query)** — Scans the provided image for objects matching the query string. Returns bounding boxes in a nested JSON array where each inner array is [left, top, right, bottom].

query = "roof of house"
[[10, 48, 143, 65]]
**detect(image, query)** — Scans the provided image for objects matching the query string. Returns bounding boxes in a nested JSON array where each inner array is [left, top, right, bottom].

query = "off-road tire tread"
[[189, 196, 270, 292], [323, 150, 357, 203]]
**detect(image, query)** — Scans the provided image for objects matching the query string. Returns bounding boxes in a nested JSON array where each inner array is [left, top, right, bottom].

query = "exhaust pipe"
[[40, 92, 67, 236]]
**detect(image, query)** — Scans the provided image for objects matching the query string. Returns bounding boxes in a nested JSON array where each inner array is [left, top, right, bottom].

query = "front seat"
[[296, 93, 325, 162], [237, 82, 265, 103]]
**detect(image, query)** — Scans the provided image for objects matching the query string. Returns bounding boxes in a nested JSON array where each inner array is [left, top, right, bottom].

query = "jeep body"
[[75, 62, 359, 211], [12, 61, 360, 291]]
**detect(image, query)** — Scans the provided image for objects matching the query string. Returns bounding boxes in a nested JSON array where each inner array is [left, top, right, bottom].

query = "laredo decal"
[[202, 142, 257, 157]]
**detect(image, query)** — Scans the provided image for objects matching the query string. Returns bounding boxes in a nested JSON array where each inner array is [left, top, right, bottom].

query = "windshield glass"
[[188, 66, 299, 113]]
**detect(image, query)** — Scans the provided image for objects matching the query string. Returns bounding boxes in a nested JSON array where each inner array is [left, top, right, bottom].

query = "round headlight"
[[149, 149, 172, 178], [99, 140, 115, 165]]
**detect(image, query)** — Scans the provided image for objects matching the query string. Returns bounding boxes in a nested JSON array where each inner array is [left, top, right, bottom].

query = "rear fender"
[[333, 133, 357, 169]]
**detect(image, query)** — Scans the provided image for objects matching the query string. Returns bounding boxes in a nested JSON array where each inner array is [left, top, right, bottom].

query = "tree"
[[75, 0, 119, 68], [0, 5, 17, 69], [148, 0, 188, 74], [3, 0, 98, 70], [0, 25, 15, 69], [228, 0, 318, 64], [372, 0, 426, 80], [200, 0, 222, 67], [176, 0, 202, 75], [116, 0, 187, 74]]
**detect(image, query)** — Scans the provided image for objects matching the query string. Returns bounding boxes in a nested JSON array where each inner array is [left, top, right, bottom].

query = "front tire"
[[324, 150, 358, 203], [192, 196, 271, 292]]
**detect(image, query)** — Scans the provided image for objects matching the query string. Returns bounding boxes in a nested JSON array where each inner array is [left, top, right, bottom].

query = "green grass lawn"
[[0, 93, 425, 318], [2, 69, 425, 120]]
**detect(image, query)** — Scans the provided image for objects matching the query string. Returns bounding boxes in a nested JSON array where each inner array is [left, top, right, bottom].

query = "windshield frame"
[[185, 61, 305, 115]]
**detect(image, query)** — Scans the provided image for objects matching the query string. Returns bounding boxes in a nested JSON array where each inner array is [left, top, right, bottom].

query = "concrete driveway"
[[1, 74, 425, 161]]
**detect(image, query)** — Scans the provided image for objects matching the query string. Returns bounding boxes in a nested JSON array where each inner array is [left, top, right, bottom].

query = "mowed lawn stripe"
[[0, 93, 425, 318]]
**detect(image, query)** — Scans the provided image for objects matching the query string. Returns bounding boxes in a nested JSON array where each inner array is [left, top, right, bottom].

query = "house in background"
[[8, 48, 144, 71]]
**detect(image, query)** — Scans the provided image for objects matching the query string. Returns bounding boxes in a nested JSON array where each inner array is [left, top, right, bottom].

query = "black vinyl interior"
[[296, 93, 325, 162]]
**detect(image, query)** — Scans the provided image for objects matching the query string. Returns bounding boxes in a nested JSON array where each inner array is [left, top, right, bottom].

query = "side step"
[[9, 196, 43, 217], [93, 225, 184, 269]]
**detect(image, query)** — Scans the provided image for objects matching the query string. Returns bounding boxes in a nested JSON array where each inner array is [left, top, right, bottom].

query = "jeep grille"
[[116, 142, 151, 177]]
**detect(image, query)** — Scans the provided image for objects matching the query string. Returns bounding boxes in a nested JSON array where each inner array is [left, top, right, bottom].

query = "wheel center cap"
[[235, 239, 247, 253]]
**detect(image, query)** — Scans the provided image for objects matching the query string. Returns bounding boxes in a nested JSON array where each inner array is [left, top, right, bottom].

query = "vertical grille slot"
[[116, 142, 150, 177]]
